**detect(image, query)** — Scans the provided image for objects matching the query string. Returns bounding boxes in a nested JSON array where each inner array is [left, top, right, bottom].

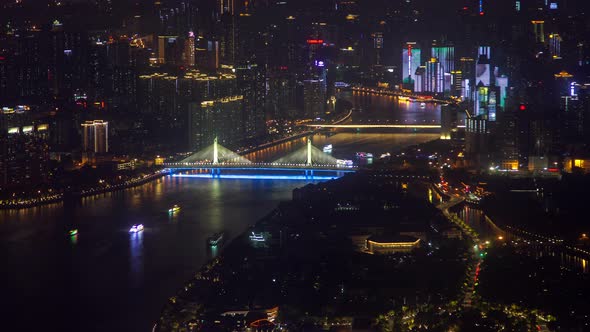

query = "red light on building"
[[519, 105, 526, 111], [479, 11, 485, 15], [279, 66, 288, 70], [0, 56, 5, 61], [306, 39, 324, 45]]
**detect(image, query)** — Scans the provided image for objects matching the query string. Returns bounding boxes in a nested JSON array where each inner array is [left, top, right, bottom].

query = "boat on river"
[[208, 232, 225, 246]]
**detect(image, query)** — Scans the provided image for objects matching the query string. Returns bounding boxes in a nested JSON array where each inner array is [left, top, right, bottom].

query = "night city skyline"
[[1, 0, 590, 331]]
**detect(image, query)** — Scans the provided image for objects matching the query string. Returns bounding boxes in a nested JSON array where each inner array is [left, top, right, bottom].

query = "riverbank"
[[0, 168, 169, 210]]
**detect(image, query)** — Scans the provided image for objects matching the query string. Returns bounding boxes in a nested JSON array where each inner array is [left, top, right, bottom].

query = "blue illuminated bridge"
[[164, 138, 357, 180]]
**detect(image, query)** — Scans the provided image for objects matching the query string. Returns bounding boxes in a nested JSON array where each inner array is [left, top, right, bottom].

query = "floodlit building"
[[366, 235, 420, 254], [81, 120, 109, 153]]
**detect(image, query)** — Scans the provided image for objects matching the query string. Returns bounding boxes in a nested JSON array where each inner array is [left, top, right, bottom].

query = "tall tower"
[[531, 21, 545, 43], [81, 120, 109, 153], [402, 42, 421, 85], [185, 31, 196, 67]]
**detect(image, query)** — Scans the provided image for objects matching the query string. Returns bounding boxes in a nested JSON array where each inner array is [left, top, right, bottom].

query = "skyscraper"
[[235, 62, 266, 138], [184, 32, 196, 67], [549, 33, 562, 59], [0, 108, 50, 188], [304, 79, 326, 119], [531, 20, 545, 43], [431, 46, 455, 73], [402, 42, 421, 86], [81, 120, 109, 153], [425, 58, 443, 93], [475, 52, 491, 87]]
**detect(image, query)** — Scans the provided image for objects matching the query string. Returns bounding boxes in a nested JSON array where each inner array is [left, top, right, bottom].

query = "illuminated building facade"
[[157, 36, 180, 65], [366, 235, 420, 254], [190, 96, 244, 150], [465, 116, 490, 166], [531, 20, 545, 43], [431, 46, 455, 73], [303, 79, 326, 119], [235, 62, 266, 138], [441, 105, 457, 140], [402, 42, 421, 86], [549, 33, 562, 59], [0, 107, 50, 188], [425, 58, 443, 93], [139, 69, 239, 151], [475, 52, 491, 87], [184, 32, 196, 67], [81, 120, 109, 153]]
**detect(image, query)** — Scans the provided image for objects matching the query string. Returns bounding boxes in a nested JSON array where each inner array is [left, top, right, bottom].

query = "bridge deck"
[[164, 163, 357, 172]]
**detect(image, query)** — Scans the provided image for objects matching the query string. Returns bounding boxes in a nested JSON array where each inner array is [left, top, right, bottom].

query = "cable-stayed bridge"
[[164, 137, 356, 180]]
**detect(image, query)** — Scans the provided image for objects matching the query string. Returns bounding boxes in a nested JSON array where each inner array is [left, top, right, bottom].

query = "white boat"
[[129, 224, 144, 233], [356, 152, 373, 158], [420, 102, 426, 109], [336, 159, 354, 167], [168, 205, 180, 213], [323, 144, 333, 153]]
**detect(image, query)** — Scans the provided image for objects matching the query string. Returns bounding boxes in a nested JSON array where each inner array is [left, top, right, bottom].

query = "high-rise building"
[[0, 108, 50, 189], [549, 33, 562, 59], [414, 66, 426, 93], [81, 120, 109, 153], [195, 39, 220, 71], [441, 105, 457, 140], [189, 96, 244, 150], [531, 20, 545, 43], [235, 62, 266, 138], [184, 32, 196, 67], [475, 53, 491, 87], [266, 68, 298, 119], [495, 75, 509, 108], [303, 79, 326, 119], [431, 46, 455, 73], [371, 32, 384, 65], [138, 69, 238, 151], [402, 42, 421, 86], [425, 58, 443, 93], [158, 36, 180, 65], [465, 115, 490, 167], [218, 0, 235, 15]]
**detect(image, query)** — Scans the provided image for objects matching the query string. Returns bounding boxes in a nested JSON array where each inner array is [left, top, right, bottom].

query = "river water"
[[0, 93, 441, 331]]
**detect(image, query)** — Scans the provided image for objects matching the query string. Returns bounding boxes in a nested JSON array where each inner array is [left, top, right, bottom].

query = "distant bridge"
[[164, 137, 356, 180], [305, 124, 441, 129]]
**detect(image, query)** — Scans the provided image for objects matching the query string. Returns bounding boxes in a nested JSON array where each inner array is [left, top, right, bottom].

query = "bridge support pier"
[[210, 168, 221, 178]]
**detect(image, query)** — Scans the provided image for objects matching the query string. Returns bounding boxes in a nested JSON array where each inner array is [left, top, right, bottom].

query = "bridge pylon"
[[213, 137, 219, 165], [307, 137, 312, 166]]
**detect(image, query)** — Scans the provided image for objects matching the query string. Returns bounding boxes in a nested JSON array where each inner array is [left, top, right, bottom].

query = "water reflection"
[[526, 244, 589, 274], [456, 205, 589, 274], [129, 231, 144, 287], [70, 233, 78, 245], [208, 244, 219, 259], [457, 205, 500, 239], [244, 132, 439, 163]]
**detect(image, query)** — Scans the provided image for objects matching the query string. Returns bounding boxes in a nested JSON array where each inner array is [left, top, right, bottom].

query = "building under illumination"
[[0, 107, 50, 188], [402, 42, 421, 86], [81, 120, 109, 153], [366, 235, 420, 254]]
